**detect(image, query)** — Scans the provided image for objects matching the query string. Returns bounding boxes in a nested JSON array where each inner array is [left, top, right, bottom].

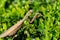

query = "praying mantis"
[[0, 10, 42, 38]]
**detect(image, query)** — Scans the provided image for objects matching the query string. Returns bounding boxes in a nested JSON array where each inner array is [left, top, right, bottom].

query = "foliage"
[[0, 0, 60, 40]]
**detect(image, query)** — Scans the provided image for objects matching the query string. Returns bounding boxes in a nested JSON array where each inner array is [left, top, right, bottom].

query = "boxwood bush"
[[0, 0, 60, 40]]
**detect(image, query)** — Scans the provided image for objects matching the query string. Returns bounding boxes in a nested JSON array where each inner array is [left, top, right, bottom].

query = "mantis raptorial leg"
[[29, 13, 42, 23]]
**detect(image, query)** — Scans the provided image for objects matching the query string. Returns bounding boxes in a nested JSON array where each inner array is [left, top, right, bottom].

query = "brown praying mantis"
[[0, 10, 42, 38]]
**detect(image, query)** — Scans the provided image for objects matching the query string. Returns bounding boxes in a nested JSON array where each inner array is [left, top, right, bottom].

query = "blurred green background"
[[0, 0, 60, 40]]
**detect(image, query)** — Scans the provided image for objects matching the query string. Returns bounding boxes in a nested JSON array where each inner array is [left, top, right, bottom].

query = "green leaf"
[[2, 23, 7, 30]]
